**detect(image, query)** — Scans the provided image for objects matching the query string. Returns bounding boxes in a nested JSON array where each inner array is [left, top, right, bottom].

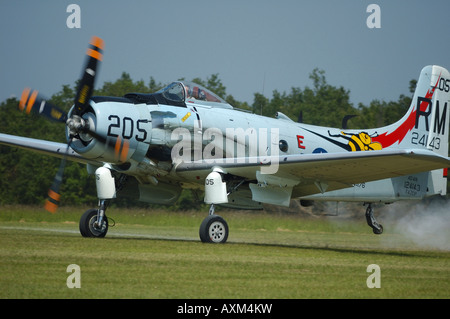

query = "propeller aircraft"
[[0, 36, 449, 243]]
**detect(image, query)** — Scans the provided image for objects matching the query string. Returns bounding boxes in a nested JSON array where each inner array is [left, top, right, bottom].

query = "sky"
[[1, 0, 449, 107]]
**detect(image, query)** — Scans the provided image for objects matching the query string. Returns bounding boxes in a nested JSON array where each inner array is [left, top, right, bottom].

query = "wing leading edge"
[[0, 133, 99, 165]]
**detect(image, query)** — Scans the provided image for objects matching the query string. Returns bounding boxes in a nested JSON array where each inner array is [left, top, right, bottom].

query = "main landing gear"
[[79, 167, 116, 238], [79, 200, 109, 238], [199, 204, 229, 243], [79, 165, 233, 243], [199, 169, 242, 244], [365, 203, 383, 234]]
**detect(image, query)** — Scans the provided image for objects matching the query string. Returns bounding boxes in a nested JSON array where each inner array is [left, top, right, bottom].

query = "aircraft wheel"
[[79, 208, 108, 238], [373, 224, 383, 235], [199, 215, 229, 243]]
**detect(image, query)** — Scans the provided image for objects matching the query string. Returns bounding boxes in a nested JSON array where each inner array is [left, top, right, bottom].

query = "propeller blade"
[[18, 36, 105, 213], [73, 36, 104, 116], [19, 88, 68, 122], [43, 141, 72, 213], [113, 136, 130, 163], [43, 132, 129, 214], [44, 180, 62, 214]]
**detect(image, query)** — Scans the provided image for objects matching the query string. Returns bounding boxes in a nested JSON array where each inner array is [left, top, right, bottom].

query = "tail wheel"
[[79, 208, 108, 238], [372, 224, 384, 235], [199, 215, 229, 243]]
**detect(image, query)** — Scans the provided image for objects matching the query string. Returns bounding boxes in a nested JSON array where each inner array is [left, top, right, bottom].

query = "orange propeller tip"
[[26, 90, 39, 114], [19, 87, 31, 111], [90, 36, 104, 50], [87, 36, 104, 61], [44, 200, 58, 214], [114, 137, 130, 162], [45, 189, 61, 213]]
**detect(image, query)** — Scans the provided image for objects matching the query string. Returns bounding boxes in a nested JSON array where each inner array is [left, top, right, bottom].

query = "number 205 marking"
[[107, 115, 148, 142], [411, 132, 440, 150]]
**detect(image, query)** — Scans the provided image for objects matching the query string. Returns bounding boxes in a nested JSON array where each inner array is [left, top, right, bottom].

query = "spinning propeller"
[[18, 36, 127, 213]]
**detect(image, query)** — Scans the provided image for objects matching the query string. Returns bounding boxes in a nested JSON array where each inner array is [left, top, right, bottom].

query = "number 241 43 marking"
[[411, 132, 440, 150]]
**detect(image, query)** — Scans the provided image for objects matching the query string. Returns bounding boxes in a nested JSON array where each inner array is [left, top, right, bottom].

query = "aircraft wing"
[[175, 149, 450, 197], [0, 133, 99, 166]]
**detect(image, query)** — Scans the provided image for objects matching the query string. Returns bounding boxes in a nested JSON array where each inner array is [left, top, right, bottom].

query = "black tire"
[[373, 224, 383, 235], [79, 209, 108, 238], [199, 215, 229, 243]]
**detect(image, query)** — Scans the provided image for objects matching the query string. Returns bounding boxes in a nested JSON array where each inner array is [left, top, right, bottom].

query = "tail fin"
[[372, 65, 449, 195]]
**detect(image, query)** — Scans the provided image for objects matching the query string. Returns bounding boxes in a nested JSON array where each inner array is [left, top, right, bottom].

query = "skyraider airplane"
[[0, 36, 449, 243]]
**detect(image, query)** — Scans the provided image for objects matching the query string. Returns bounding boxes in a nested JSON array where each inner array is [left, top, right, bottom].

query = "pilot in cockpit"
[[185, 85, 207, 101], [198, 88, 206, 100]]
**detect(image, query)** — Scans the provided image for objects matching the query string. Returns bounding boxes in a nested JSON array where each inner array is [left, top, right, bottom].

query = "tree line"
[[1, 69, 442, 209]]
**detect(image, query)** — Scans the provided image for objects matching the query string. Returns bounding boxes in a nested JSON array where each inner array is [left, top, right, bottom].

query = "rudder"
[[371, 65, 449, 195], [426, 66, 449, 195]]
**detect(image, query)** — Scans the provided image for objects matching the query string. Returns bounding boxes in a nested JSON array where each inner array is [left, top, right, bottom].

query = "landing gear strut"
[[365, 203, 383, 234]]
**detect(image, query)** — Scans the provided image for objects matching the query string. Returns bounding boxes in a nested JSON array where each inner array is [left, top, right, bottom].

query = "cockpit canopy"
[[124, 81, 232, 109], [156, 81, 227, 104]]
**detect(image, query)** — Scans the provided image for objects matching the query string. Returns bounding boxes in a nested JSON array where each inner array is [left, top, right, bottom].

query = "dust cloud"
[[380, 198, 450, 251]]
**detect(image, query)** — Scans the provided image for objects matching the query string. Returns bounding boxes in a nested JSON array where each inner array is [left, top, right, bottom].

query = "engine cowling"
[[68, 99, 152, 164]]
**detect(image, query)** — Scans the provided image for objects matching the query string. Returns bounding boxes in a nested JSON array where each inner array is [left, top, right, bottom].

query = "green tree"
[[357, 92, 412, 129], [252, 92, 269, 115], [301, 68, 355, 127], [254, 68, 355, 128], [95, 72, 162, 97]]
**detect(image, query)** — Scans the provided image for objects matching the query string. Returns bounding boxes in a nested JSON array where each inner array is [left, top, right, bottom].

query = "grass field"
[[0, 205, 449, 299]]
